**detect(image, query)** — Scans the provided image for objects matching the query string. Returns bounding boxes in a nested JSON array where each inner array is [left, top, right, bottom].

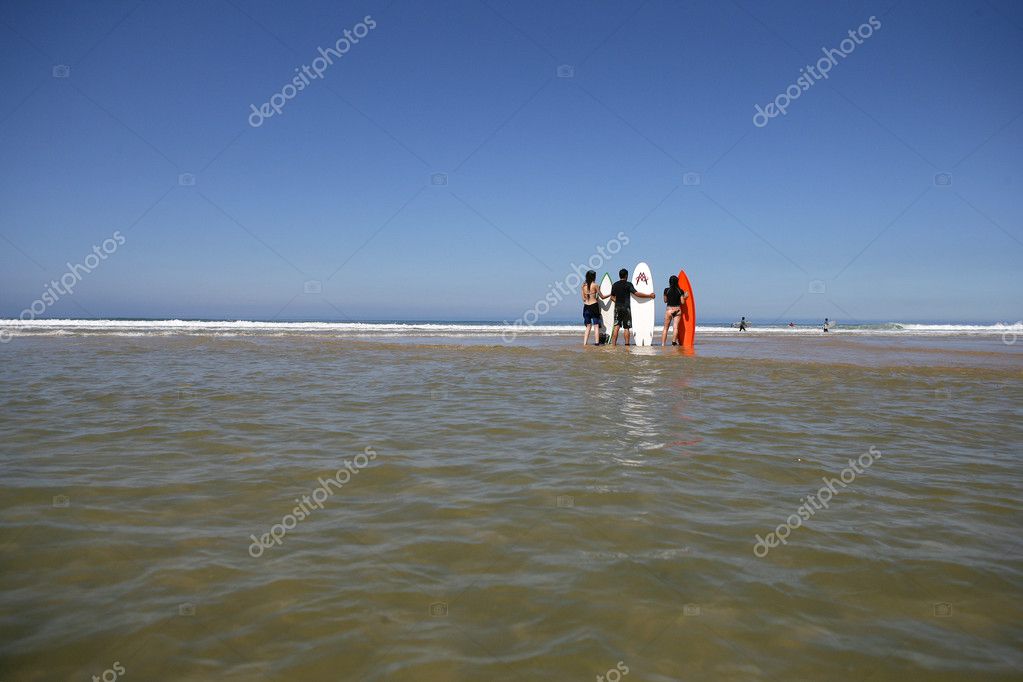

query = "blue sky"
[[1, 0, 1020, 323]]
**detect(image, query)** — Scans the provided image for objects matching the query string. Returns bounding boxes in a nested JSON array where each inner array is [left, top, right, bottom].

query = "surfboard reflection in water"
[[617, 363, 661, 461], [668, 370, 704, 454]]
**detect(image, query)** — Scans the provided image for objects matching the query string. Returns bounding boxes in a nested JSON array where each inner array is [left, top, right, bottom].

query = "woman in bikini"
[[661, 274, 686, 346], [581, 270, 602, 346]]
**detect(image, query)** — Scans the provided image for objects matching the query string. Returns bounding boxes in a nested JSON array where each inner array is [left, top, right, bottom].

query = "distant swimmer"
[[823, 318, 830, 333], [739, 316, 747, 332], [581, 270, 601, 346], [789, 322, 795, 328], [661, 275, 687, 346], [600, 268, 656, 346]]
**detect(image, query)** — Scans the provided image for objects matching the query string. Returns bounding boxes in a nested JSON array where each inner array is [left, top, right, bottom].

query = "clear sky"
[[1, 0, 1020, 323]]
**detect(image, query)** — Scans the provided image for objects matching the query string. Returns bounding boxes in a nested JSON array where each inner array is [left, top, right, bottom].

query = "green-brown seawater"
[[1, 329, 1021, 681]]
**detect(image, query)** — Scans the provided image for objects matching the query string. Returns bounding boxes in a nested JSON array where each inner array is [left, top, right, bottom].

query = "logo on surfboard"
[[635, 273, 648, 285]]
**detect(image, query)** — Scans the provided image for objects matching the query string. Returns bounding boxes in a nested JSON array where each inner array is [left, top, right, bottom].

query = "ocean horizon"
[[4, 317, 1022, 336]]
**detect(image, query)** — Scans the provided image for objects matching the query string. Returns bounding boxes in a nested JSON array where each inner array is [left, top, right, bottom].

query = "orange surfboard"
[[674, 268, 696, 349]]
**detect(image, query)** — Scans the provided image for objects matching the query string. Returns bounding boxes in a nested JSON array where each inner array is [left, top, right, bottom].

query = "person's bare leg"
[[624, 329, 631, 346], [611, 325, 620, 346], [661, 311, 671, 346], [583, 323, 592, 346]]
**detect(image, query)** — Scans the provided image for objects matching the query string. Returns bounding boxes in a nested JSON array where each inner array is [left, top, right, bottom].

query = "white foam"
[[0, 319, 568, 337]]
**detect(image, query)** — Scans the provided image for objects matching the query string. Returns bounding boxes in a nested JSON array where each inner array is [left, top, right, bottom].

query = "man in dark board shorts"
[[601, 268, 656, 346]]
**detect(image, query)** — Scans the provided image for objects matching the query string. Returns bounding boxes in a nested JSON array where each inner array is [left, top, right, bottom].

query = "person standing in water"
[[581, 270, 602, 346], [823, 318, 830, 333], [660, 274, 687, 346], [601, 268, 656, 346], [739, 316, 747, 332]]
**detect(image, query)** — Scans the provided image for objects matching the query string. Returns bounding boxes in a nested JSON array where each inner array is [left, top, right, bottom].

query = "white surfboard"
[[599, 273, 614, 337], [631, 262, 655, 346]]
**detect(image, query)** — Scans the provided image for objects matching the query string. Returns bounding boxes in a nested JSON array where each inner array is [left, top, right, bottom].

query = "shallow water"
[[1, 333, 1021, 681]]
